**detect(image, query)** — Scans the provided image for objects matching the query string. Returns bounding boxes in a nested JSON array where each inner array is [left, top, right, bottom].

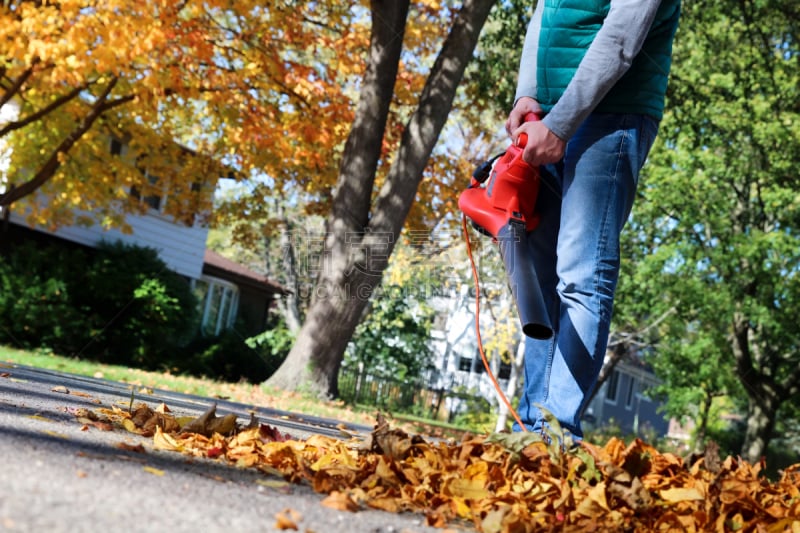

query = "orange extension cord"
[[461, 214, 528, 432]]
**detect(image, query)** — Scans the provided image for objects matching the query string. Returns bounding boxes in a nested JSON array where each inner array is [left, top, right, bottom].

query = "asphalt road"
[[0, 363, 462, 533]]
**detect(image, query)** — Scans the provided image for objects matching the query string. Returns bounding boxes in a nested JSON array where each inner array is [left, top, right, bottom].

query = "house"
[[581, 357, 670, 439], [0, 132, 287, 338], [429, 285, 515, 403]]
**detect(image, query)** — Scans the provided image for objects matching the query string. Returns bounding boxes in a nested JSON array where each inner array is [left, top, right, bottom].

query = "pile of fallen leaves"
[[77, 402, 800, 532]]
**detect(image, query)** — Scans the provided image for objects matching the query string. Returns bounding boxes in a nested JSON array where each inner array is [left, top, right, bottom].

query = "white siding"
[[10, 211, 209, 279]]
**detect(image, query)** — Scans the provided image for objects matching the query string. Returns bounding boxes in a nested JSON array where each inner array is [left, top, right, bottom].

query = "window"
[[457, 350, 511, 378], [458, 352, 485, 374], [193, 276, 239, 336], [110, 136, 211, 226], [130, 171, 165, 212], [110, 138, 123, 156], [625, 376, 637, 410], [498, 359, 512, 380], [471, 349, 486, 374], [605, 369, 620, 404]]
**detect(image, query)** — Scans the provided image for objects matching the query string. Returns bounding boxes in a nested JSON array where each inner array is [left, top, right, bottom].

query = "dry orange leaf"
[[153, 426, 183, 452], [274, 508, 302, 530], [660, 486, 706, 503], [321, 491, 360, 512], [117, 442, 147, 454], [442, 478, 490, 501]]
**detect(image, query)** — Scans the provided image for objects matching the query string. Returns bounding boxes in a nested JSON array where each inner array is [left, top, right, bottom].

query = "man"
[[505, 0, 681, 440]]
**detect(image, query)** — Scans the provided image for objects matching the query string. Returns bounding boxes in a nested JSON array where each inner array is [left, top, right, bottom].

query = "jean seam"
[[541, 336, 556, 404], [593, 118, 629, 354]]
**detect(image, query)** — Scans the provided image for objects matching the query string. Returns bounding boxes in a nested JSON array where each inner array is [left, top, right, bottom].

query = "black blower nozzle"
[[496, 222, 552, 340]]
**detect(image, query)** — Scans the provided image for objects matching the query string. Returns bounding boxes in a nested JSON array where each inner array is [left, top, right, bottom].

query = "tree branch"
[[0, 78, 134, 207], [0, 63, 36, 109], [0, 83, 89, 138]]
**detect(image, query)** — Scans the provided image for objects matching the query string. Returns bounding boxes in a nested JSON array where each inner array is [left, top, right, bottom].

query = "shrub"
[[0, 239, 198, 369], [245, 315, 294, 373], [75, 240, 198, 367], [177, 315, 293, 384], [177, 328, 275, 383], [0, 237, 297, 383], [0, 242, 88, 350]]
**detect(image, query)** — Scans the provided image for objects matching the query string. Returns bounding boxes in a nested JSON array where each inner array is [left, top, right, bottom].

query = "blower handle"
[[516, 112, 541, 150]]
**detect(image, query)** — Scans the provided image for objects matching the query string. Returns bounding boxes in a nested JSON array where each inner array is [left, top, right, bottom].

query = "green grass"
[[0, 344, 482, 438], [0, 344, 378, 426]]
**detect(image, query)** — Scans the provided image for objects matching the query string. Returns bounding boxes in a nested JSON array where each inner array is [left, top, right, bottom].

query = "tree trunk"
[[741, 396, 778, 465], [693, 390, 714, 454], [265, 0, 497, 397], [731, 311, 780, 463], [276, 204, 303, 333]]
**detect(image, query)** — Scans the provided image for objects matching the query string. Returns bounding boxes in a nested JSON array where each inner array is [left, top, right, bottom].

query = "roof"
[[202, 249, 289, 295]]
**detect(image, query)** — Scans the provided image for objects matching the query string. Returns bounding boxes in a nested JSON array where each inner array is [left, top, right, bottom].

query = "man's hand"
[[505, 96, 543, 134], [506, 96, 566, 166], [515, 121, 566, 166]]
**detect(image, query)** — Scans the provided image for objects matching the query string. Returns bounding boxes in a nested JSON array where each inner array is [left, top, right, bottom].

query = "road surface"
[[0, 363, 464, 533]]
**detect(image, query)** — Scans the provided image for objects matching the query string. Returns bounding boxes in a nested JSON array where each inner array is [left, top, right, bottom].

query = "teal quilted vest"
[[536, 0, 681, 119]]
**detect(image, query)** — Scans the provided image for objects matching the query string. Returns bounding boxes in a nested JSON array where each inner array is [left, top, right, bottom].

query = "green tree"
[[462, 0, 530, 114], [345, 290, 435, 381], [647, 321, 742, 453], [626, 0, 800, 463], [210, 186, 325, 335]]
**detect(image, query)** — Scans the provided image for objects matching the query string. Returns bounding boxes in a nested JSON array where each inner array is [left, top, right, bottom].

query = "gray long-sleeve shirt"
[[515, 0, 666, 141]]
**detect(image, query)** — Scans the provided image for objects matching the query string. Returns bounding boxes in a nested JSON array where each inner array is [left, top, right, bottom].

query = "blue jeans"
[[513, 113, 659, 439]]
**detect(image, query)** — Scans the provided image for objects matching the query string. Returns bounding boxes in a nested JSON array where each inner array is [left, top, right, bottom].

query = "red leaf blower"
[[458, 114, 553, 340]]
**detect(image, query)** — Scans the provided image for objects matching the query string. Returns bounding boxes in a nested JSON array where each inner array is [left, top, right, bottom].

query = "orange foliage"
[[1, 1, 363, 228], [2, 0, 475, 235], [91, 403, 800, 533]]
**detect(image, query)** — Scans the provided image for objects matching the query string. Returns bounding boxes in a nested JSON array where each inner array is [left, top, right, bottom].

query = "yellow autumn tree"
[[0, 1, 362, 228]]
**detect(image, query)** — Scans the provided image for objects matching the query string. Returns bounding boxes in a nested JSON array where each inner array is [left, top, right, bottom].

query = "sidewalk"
[[0, 363, 453, 533]]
